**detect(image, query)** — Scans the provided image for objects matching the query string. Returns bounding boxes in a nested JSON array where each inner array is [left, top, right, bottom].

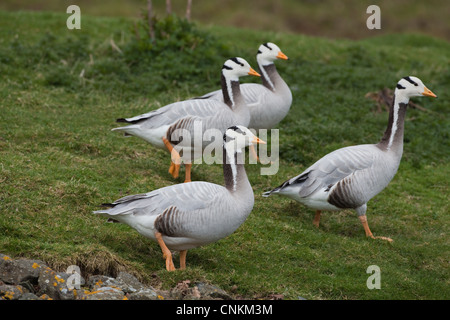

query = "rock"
[[0, 284, 27, 300], [0, 255, 47, 286], [38, 294, 53, 300], [0, 254, 10, 267], [83, 275, 128, 300], [61, 266, 86, 290], [37, 267, 77, 300], [87, 275, 121, 291], [0, 253, 239, 300], [116, 272, 146, 294], [128, 288, 163, 300], [195, 282, 233, 300], [18, 279, 38, 294], [19, 292, 40, 300], [82, 286, 126, 300]]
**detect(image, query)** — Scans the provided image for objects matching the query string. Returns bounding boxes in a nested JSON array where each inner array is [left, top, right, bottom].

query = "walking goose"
[[94, 126, 266, 271], [112, 58, 260, 183], [263, 76, 437, 241], [196, 42, 292, 130]]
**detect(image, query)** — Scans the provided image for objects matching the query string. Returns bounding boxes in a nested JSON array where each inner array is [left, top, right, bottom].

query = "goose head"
[[222, 57, 260, 81], [223, 125, 266, 153], [256, 42, 288, 66], [395, 76, 437, 103]]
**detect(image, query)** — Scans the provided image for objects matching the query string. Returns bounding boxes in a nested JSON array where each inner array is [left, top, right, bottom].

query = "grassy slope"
[[1, 0, 450, 41], [0, 11, 449, 300]]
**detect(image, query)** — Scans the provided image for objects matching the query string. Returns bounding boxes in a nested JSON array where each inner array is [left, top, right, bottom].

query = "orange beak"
[[422, 87, 437, 98], [252, 136, 266, 145], [276, 51, 288, 60], [248, 67, 261, 77]]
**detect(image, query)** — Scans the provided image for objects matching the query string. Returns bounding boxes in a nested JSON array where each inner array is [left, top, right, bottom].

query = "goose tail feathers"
[[262, 188, 279, 197]]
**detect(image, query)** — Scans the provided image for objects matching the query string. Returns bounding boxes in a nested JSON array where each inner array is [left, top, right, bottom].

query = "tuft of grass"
[[0, 10, 449, 300]]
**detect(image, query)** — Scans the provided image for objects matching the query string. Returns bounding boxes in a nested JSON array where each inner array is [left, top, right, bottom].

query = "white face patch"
[[396, 76, 426, 100]]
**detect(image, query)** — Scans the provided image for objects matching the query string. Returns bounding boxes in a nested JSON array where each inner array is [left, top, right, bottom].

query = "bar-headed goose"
[[94, 126, 266, 271], [197, 42, 292, 130], [112, 58, 260, 183], [263, 76, 437, 241]]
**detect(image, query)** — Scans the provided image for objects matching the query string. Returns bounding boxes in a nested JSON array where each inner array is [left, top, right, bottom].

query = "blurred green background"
[[1, 0, 449, 40]]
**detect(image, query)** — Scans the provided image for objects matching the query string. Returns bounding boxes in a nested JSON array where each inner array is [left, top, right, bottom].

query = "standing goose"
[[113, 58, 260, 183], [197, 42, 292, 130], [263, 76, 437, 241], [94, 126, 266, 271]]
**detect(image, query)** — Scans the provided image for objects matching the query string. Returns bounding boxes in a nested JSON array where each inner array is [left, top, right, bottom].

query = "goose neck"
[[258, 62, 277, 92], [222, 145, 251, 194], [377, 92, 408, 153], [221, 74, 243, 109]]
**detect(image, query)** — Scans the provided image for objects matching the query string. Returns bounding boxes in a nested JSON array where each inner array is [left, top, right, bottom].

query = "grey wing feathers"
[[94, 182, 226, 217], [265, 145, 376, 198], [191, 89, 222, 100], [106, 193, 156, 206], [94, 192, 159, 216], [120, 99, 226, 129], [240, 83, 269, 106], [166, 115, 204, 145]]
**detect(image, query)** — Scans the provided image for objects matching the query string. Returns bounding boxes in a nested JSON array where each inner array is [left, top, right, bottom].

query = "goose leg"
[[179, 250, 187, 270], [162, 137, 181, 179], [155, 232, 176, 271], [184, 163, 192, 183], [313, 210, 321, 228], [168, 162, 175, 175], [359, 215, 373, 237], [358, 215, 393, 242]]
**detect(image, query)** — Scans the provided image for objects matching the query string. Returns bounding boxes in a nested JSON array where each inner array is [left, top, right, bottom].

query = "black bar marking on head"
[[230, 126, 246, 134], [222, 64, 232, 70], [396, 83, 406, 90], [263, 43, 272, 50], [403, 76, 418, 86], [224, 126, 246, 141], [230, 57, 244, 66]]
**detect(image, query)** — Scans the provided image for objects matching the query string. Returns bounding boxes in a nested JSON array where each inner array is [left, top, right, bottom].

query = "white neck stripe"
[[226, 78, 235, 107], [387, 102, 399, 150], [225, 148, 238, 191], [259, 62, 275, 91]]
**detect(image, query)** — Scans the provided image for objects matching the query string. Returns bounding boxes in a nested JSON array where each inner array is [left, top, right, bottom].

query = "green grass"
[[0, 10, 449, 300]]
